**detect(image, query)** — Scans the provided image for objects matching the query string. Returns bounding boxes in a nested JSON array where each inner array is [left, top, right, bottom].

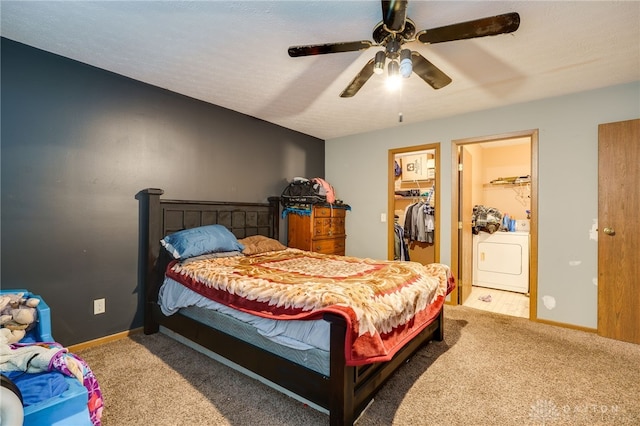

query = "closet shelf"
[[484, 175, 531, 188], [395, 194, 432, 199], [483, 182, 530, 188]]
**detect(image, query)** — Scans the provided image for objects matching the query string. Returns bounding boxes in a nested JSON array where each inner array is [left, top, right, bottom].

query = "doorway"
[[451, 130, 539, 320], [387, 143, 440, 264]]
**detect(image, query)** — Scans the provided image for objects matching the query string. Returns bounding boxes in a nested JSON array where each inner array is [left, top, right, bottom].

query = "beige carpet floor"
[[78, 305, 640, 425]]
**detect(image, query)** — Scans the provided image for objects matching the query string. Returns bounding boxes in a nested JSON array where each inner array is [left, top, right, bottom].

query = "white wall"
[[325, 81, 640, 329], [478, 143, 531, 218]]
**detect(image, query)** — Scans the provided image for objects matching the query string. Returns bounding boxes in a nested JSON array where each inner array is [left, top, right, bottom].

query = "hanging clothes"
[[403, 195, 435, 245], [403, 202, 417, 241], [394, 221, 410, 261], [424, 204, 435, 244]]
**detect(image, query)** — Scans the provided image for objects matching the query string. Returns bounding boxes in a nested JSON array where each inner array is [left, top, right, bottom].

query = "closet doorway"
[[387, 143, 441, 264], [451, 130, 538, 320]]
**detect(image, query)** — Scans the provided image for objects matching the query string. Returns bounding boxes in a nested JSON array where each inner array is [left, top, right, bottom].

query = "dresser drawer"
[[314, 207, 347, 218], [313, 218, 345, 237], [312, 238, 345, 255]]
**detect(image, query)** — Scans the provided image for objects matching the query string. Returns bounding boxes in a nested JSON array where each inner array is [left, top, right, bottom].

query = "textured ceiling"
[[1, 1, 639, 140]]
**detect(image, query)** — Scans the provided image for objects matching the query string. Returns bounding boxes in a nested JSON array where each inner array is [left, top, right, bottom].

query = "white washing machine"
[[472, 231, 529, 294]]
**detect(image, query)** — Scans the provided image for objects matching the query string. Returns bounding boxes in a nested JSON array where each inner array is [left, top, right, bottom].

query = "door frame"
[[388, 143, 441, 262], [450, 130, 539, 321]]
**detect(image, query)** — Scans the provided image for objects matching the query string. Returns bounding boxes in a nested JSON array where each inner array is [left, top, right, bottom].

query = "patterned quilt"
[[166, 248, 454, 365]]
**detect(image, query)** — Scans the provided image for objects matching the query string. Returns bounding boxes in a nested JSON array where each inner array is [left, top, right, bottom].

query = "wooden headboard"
[[137, 188, 280, 333]]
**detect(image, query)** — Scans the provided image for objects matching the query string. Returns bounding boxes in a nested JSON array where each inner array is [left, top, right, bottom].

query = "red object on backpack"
[[311, 177, 336, 204]]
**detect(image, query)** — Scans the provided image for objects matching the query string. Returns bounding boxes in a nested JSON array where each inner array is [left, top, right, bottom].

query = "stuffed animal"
[[0, 293, 40, 344]]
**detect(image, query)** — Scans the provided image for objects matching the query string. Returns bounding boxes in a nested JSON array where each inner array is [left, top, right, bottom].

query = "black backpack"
[[280, 179, 326, 206]]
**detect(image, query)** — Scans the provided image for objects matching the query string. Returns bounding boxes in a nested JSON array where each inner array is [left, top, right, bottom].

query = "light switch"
[[380, 213, 387, 223]]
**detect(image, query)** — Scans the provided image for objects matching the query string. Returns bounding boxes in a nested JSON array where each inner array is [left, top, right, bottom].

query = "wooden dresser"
[[287, 204, 348, 255]]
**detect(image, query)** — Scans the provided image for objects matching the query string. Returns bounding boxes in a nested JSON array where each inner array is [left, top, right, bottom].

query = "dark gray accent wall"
[[1, 38, 324, 346]]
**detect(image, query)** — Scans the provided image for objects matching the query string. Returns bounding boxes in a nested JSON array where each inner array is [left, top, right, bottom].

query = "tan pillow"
[[239, 235, 287, 255]]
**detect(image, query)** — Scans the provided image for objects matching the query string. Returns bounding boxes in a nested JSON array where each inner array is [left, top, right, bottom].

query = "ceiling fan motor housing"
[[373, 19, 416, 45]]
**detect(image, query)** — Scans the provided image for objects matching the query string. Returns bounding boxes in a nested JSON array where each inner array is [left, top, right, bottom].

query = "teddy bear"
[[0, 292, 40, 344]]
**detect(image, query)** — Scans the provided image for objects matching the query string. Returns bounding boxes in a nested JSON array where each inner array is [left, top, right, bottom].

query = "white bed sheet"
[[159, 277, 331, 351]]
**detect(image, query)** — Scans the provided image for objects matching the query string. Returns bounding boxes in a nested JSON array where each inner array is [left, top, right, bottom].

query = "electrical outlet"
[[94, 298, 106, 315]]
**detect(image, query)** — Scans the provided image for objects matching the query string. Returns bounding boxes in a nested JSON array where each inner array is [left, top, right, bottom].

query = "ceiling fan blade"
[[340, 58, 376, 98], [411, 52, 452, 90], [417, 12, 520, 44], [288, 40, 373, 57], [381, 0, 408, 32]]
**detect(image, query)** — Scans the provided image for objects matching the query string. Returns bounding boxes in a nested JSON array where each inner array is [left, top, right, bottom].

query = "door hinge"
[[458, 163, 463, 172], [458, 221, 463, 229]]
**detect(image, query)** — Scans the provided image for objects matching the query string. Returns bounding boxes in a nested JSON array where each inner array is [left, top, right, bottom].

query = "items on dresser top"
[[280, 177, 337, 206]]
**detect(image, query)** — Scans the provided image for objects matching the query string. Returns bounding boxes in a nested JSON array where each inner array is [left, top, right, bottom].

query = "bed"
[[138, 188, 454, 425]]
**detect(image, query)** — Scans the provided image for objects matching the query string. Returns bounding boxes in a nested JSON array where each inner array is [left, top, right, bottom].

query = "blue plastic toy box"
[[0, 289, 52, 343], [1, 289, 91, 426]]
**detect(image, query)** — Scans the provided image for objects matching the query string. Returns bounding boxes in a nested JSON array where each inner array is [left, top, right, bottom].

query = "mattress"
[[164, 247, 452, 365], [159, 278, 331, 375]]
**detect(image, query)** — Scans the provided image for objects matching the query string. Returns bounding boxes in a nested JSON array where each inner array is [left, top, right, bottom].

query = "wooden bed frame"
[[138, 188, 445, 425]]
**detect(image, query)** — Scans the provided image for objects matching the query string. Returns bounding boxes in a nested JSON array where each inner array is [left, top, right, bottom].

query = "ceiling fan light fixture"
[[386, 60, 401, 91], [388, 59, 399, 76], [399, 49, 412, 78], [373, 51, 386, 75]]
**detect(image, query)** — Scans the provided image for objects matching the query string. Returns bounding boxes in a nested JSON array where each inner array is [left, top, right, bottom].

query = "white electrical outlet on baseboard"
[[94, 298, 105, 315]]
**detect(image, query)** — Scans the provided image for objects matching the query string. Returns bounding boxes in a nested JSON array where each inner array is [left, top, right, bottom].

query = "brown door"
[[598, 118, 640, 344], [458, 147, 473, 304]]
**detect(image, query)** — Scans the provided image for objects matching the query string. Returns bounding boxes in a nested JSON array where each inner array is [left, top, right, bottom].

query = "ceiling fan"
[[288, 0, 520, 97]]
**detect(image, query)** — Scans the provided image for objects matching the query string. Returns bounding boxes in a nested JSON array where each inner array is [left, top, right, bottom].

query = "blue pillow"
[[161, 225, 244, 259]]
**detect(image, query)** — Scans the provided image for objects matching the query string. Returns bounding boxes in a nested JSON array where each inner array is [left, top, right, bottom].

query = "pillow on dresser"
[[161, 225, 244, 259], [238, 235, 287, 255]]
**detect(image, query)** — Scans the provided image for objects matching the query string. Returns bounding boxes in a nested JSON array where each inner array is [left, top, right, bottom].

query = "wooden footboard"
[[325, 310, 443, 425], [137, 188, 444, 425]]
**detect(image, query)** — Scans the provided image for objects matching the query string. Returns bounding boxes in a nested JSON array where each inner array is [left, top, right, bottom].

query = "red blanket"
[[166, 248, 454, 365]]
